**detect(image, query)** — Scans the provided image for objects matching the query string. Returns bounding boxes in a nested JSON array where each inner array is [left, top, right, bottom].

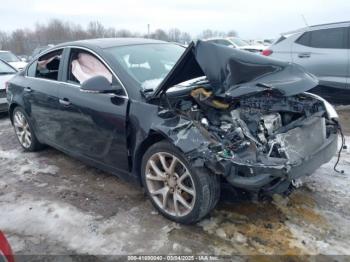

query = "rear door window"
[[296, 27, 346, 49], [36, 49, 63, 81]]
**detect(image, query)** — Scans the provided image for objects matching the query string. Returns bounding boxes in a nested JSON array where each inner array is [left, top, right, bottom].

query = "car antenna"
[[301, 14, 309, 28]]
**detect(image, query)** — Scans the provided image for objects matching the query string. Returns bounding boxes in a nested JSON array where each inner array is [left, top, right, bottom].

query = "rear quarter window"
[[295, 27, 347, 49]]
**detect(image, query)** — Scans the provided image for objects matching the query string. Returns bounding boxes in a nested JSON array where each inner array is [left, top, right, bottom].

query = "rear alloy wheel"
[[12, 107, 43, 151], [13, 110, 32, 149], [142, 141, 220, 224]]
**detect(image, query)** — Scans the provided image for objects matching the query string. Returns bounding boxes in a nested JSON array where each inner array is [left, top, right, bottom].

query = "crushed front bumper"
[[224, 131, 338, 192]]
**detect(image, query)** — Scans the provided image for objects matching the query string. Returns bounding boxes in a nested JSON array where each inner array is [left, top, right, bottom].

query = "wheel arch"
[[8, 103, 19, 124], [132, 130, 168, 184]]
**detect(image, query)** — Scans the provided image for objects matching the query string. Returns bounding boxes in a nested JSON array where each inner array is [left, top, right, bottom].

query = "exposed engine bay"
[[164, 86, 339, 193]]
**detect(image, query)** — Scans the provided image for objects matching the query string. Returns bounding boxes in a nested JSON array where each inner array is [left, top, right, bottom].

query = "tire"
[[12, 107, 43, 152], [141, 141, 220, 224]]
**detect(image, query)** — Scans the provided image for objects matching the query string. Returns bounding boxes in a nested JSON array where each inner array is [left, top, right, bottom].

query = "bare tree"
[[168, 28, 181, 42], [227, 30, 238, 37], [11, 29, 27, 54], [116, 29, 133, 38], [0, 31, 10, 50], [151, 29, 168, 41], [87, 21, 106, 38], [180, 32, 191, 44], [0, 18, 239, 55], [198, 29, 226, 39]]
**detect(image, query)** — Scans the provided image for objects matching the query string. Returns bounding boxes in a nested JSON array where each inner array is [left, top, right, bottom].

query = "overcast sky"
[[0, 0, 349, 39]]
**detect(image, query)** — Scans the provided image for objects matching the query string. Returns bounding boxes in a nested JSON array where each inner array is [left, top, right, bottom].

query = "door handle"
[[59, 98, 71, 106], [24, 87, 32, 92], [298, 52, 311, 58]]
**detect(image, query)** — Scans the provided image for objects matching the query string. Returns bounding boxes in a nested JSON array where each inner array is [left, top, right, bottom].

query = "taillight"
[[5, 82, 9, 93], [261, 49, 273, 56]]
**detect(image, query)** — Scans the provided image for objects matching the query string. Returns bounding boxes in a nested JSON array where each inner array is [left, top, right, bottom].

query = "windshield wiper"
[[0, 72, 15, 75]]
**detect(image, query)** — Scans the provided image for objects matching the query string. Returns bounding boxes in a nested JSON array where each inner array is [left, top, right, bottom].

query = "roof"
[[55, 38, 168, 49], [282, 21, 350, 36]]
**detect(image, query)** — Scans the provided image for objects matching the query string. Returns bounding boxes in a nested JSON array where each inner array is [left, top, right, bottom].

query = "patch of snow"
[[0, 193, 169, 255], [0, 149, 20, 160]]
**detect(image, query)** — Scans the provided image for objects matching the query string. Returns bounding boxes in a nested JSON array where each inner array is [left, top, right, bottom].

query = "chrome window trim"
[[25, 45, 129, 98], [24, 76, 128, 99]]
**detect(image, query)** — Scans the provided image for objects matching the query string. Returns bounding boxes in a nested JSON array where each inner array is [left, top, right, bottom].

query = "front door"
[[55, 47, 130, 172]]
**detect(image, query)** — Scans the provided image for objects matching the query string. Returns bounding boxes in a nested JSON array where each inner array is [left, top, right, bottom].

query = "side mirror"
[[80, 75, 116, 94]]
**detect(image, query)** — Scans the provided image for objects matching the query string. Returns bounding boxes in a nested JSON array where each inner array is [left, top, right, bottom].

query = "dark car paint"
[[7, 39, 187, 184], [6, 39, 338, 189], [310, 85, 350, 105]]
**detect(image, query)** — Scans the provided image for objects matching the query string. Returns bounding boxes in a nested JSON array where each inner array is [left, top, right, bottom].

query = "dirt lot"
[[0, 107, 349, 259]]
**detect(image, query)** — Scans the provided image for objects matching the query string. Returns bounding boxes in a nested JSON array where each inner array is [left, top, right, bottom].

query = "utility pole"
[[147, 24, 150, 38]]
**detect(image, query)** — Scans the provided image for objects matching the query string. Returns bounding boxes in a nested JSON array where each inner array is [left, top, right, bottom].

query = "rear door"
[[55, 47, 130, 172], [24, 48, 64, 142], [291, 27, 349, 89]]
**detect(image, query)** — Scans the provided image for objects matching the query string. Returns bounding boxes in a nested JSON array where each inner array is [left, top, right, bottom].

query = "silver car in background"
[[0, 51, 27, 71], [205, 37, 265, 53], [262, 21, 350, 103], [0, 59, 17, 113]]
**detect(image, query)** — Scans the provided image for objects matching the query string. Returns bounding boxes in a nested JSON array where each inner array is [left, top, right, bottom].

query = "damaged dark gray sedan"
[[6, 39, 339, 224]]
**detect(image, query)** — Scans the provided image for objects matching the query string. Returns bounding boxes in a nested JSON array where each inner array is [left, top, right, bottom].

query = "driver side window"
[[67, 49, 125, 96], [67, 49, 113, 84]]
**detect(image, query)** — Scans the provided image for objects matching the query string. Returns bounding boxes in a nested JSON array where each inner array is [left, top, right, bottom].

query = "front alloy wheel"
[[145, 152, 196, 217], [142, 141, 220, 224]]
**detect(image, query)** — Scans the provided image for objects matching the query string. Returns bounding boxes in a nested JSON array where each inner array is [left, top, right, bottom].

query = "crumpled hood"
[[151, 40, 318, 99]]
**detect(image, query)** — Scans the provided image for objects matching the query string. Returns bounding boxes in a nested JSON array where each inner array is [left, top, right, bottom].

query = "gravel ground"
[[0, 108, 349, 259]]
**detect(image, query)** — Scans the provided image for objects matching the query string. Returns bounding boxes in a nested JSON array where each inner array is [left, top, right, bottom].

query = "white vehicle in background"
[[249, 39, 275, 47], [204, 37, 265, 53], [0, 50, 27, 70], [262, 21, 350, 104], [0, 59, 17, 113]]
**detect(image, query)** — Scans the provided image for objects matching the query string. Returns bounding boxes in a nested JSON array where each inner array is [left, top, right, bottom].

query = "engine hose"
[[333, 121, 346, 174]]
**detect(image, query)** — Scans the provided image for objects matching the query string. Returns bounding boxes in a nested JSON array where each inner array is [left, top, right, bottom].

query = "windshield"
[[0, 60, 16, 74], [228, 37, 250, 47], [0, 52, 20, 62], [106, 43, 184, 91]]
